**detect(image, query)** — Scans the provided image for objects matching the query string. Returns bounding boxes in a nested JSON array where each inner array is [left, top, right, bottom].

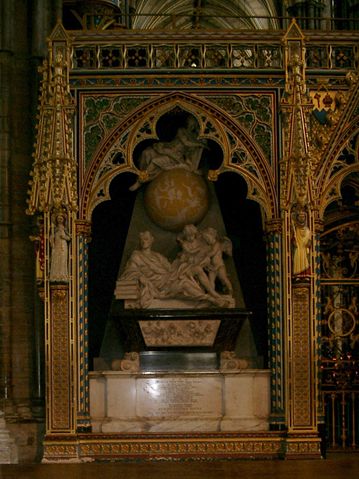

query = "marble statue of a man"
[[117, 231, 173, 308], [116, 228, 235, 308]]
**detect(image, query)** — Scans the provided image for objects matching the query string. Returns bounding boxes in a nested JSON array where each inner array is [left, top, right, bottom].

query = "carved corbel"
[[265, 218, 283, 235], [220, 351, 249, 370], [111, 352, 140, 373]]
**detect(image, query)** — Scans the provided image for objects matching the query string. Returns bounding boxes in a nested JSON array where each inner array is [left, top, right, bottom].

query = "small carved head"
[[202, 227, 218, 245], [182, 224, 198, 240], [55, 213, 66, 226], [139, 230, 154, 249], [295, 209, 307, 226]]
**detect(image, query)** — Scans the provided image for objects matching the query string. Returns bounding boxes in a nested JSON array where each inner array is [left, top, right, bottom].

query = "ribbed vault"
[[132, 0, 281, 30]]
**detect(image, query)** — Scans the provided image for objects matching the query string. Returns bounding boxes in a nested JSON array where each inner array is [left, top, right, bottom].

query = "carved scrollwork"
[[111, 352, 140, 372]]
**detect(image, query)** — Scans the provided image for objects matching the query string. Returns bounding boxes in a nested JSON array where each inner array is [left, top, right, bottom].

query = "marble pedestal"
[[89, 369, 270, 433]]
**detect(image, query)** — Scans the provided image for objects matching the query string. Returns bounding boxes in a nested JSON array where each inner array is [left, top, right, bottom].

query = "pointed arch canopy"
[[80, 91, 278, 221], [316, 117, 359, 219]]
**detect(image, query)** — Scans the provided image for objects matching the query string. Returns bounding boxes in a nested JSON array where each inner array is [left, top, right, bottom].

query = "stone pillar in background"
[[0, 0, 15, 419], [0, 411, 18, 464]]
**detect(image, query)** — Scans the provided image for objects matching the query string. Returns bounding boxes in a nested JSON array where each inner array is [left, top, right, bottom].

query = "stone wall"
[[0, 0, 58, 462]]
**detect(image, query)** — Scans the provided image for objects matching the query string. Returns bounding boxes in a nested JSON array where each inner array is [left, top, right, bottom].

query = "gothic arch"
[[317, 120, 359, 219], [80, 91, 277, 221]]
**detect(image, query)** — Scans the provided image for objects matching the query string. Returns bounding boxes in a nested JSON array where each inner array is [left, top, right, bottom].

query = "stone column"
[[75, 220, 92, 432], [43, 210, 77, 438], [0, 411, 18, 463], [0, 0, 15, 417], [314, 218, 325, 438], [265, 219, 285, 430], [283, 210, 321, 458]]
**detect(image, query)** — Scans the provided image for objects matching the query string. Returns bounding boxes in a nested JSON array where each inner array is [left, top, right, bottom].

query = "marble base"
[[89, 369, 270, 433]]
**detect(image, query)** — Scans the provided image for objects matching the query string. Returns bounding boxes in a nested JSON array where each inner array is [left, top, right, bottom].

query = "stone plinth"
[[89, 370, 270, 433], [0, 412, 18, 464]]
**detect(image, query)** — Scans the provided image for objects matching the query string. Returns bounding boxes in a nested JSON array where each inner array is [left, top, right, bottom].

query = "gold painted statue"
[[292, 209, 311, 279]]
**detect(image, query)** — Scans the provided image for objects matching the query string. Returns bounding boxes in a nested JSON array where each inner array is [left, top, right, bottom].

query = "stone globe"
[[144, 168, 210, 232]]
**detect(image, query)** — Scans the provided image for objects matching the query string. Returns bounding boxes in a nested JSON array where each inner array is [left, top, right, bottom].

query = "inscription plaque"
[[137, 376, 222, 417]]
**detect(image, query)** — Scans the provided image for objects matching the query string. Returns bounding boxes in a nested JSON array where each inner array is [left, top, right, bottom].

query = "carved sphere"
[[144, 168, 209, 232]]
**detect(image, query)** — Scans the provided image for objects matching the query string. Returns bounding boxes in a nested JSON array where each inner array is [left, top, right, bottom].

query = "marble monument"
[[90, 111, 269, 434]]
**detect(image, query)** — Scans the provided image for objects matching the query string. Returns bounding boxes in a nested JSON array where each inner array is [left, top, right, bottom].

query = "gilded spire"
[[280, 19, 313, 209], [27, 23, 77, 214]]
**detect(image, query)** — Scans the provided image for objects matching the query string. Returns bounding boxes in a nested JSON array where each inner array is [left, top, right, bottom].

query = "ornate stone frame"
[[28, 19, 359, 460]]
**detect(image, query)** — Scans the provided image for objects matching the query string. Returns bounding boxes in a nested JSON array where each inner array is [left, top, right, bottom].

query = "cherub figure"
[[202, 227, 233, 295], [176, 224, 205, 264], [175, 224, 219, 299]]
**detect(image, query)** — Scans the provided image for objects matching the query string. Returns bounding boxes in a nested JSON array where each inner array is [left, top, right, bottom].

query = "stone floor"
[[1, 453, 358, 479]]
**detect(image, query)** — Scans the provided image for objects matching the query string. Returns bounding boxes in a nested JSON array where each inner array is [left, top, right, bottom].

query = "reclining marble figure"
[[115, 227, 235, 309]]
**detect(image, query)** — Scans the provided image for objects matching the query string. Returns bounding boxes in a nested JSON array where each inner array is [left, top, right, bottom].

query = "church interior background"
[[0, 0, 358, 464]]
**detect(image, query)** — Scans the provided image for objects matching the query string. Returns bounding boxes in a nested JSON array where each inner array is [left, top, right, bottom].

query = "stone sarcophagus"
[[110, 304, 251, 352]]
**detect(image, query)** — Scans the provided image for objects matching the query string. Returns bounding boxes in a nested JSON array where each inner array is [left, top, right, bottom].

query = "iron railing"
[[322, 357, 359, 450]]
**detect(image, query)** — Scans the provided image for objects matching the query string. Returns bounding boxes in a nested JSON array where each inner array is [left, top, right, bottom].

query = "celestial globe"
[[144, 168, 210, 232]]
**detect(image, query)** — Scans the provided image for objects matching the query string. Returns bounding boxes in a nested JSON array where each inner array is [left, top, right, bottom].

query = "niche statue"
[[49, 213, 70, 282], [292, 208, 311, 279]]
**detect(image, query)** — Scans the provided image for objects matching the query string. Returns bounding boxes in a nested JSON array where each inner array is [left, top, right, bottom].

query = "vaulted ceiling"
[[64, 1, 356, 31], [63, 0, 286, 30], [131, 0, 282, 30]]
